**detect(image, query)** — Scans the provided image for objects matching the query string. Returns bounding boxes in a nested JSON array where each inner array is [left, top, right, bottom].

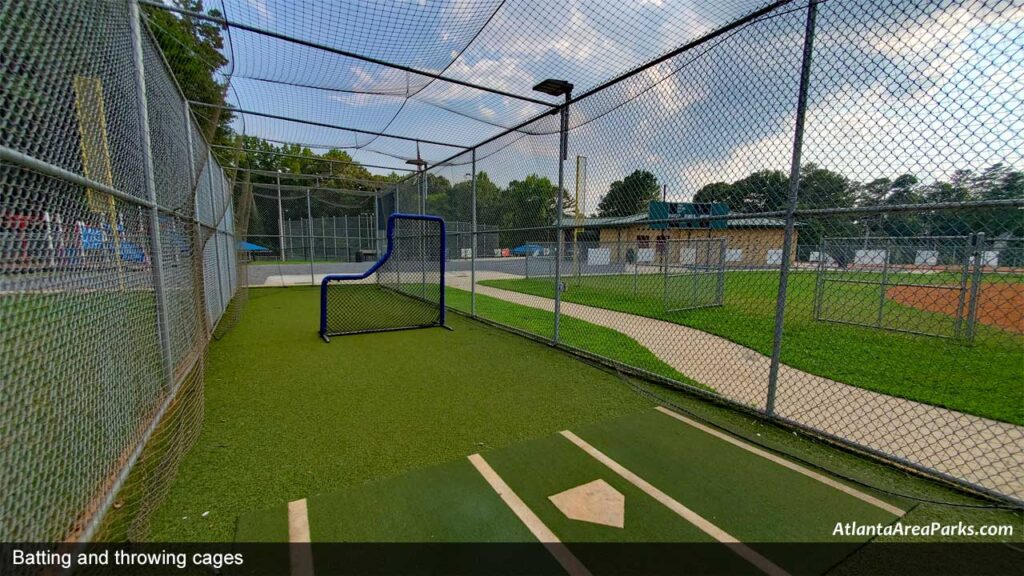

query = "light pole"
[[406, 154, 429, 289], [277, 169, 284, 262], [533, 78, 573, 345]]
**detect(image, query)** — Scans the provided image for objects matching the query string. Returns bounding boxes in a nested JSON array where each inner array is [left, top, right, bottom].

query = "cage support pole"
[[553, 92, 571, 345], [876, 237, 891, 328], [277, 173, 285, 262], [306, 189, 314, 285], [766, 1, 817, 416], [185, 104, 195, 197], [373, 190, 380, 255], [421, 169, 427, 289], [717, 237, 727, 306], [954, 235, 971, 338], [129, 0, 174, 391], [813, 240, 826, 320], [209, 157, 225, 314], [471, 148, 478, 317]]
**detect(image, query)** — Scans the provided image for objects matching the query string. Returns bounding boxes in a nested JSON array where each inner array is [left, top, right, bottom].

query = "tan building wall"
[[597, 225, 797, 267]]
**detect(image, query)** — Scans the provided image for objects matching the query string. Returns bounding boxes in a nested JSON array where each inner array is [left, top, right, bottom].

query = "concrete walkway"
[[449, 270, 1023, 501]]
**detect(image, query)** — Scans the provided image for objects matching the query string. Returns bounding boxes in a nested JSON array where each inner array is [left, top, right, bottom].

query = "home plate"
[[548, 479, 625, 528]]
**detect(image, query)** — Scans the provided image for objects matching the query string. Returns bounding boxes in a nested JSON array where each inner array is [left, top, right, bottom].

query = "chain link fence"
[[412, 0, 1023, 503], [1, 0, 245, 541], [242, 178, 499, 287], [3, 0, 1023, 544]]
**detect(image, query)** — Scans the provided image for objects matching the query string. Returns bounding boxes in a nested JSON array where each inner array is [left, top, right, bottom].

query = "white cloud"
[[246, 0, 272, 23]]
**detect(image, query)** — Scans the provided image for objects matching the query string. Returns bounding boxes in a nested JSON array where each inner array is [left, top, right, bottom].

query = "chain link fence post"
[[129, 0, 174, 391], [306, 189, 314, 285], [471, 148, 478, 317], [553, 95, 571, 345], [966, 232, 985, 344], [766, 0, 818, 416]]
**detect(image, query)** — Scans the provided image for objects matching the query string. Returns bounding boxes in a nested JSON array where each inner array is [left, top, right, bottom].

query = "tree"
[[144, 0, 232, 142], [471, 172, 502, 227], [732, 170, 789, 212], [797, 164, 857, 254], [597, 170, 660, 217], [694, 182, 742, 209], [799, 163, 854, 209], [497, 174, 573, 241]]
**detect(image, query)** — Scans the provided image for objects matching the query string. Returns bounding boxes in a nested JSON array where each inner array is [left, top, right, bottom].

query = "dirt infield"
[[886, 282, 1024, 334]]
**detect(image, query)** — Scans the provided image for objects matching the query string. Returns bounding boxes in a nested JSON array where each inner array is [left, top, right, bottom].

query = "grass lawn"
[[481, 271, 1023, 424], [444, 287, 700, 389]]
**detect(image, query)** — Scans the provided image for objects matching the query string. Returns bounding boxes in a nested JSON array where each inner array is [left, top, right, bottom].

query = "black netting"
[[322, 216, 444, 337]]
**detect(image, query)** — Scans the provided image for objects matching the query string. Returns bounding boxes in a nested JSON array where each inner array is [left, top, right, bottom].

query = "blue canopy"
[[238, 241, 271, 252]]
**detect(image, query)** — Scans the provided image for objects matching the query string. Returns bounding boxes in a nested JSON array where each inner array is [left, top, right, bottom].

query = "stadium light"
[[532, 78, 573, 97]]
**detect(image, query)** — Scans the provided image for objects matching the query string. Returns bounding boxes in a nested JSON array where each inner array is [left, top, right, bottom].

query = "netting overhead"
[[144, 0, 794, 169]]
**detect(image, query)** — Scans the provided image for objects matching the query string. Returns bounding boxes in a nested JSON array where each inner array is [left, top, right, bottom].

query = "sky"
[[204, 0, 1024, 213]]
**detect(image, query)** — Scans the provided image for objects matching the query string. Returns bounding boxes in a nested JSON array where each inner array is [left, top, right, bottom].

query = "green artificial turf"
[[573, 409, 900, 574], [232, 402, 1021, 573], [146, 286, 655, 541], [443, 287, 701, 389], [481, 271, 1024, 423], [303, 459, 532, 542], [237, 458, 562, 573], [143, 283, 1022, 554]]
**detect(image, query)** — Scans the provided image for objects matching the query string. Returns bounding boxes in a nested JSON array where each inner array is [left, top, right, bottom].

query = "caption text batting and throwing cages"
[[1, 0, 1023, 544]]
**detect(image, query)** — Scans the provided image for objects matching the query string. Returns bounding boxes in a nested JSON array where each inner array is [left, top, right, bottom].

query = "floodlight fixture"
[[533, 79, 574, 97]]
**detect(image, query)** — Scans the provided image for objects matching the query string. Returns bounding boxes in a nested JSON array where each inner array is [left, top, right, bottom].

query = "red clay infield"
[[886, 282, 1024, 334]]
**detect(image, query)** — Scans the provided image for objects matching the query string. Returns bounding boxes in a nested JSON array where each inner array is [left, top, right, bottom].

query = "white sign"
[[637, 248, 655, 263], [810, 251, 836, 266], [854, 249, 888, 266], [766, 249, 783, 265], [460, 248, 473, 258], [914, 250, 938, 266], [726, 248, 743, 262], [587, 248, 611, 266]]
